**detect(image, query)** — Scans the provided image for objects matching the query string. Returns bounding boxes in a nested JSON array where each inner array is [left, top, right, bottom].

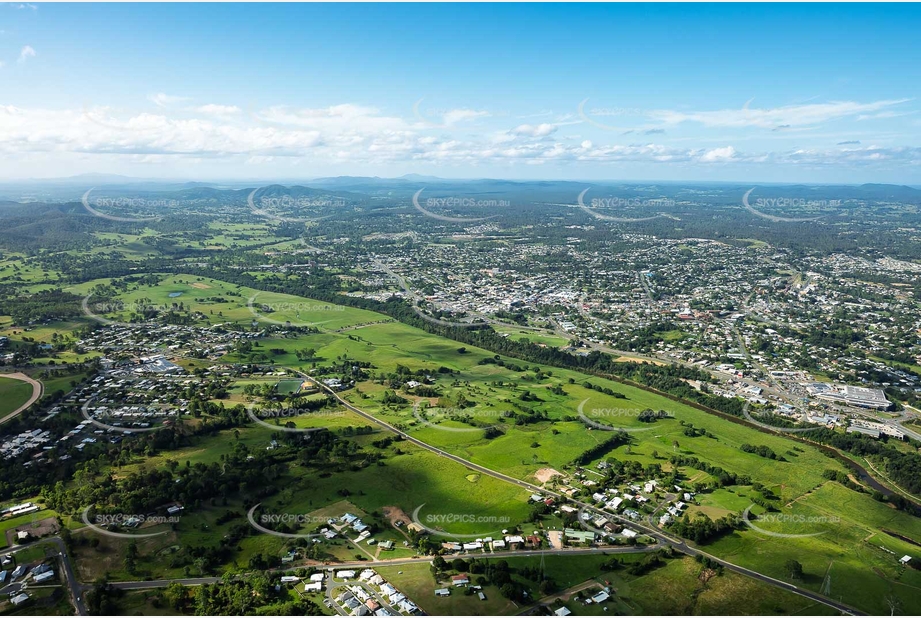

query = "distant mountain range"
[[1, 174, 920, 204]]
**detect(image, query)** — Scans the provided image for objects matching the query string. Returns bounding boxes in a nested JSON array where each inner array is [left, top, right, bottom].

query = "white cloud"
[[17, 45, 35, 63], [442, 108, 490, 126], [700, 146, 737, 162], [148, 93, 189, 107], [0, 101, 919, 174], [509, 123, 557, 138], [194, 104, 242, 116], [647, 99, 912, 129], [516, 110, 553, 119], [856, 110, 914, 121]]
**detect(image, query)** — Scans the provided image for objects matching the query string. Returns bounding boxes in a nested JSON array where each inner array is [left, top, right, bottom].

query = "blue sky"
[[1, 2, 920, 183]]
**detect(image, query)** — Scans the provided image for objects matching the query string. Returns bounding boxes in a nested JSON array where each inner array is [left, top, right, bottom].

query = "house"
[[304, 581, 322, 592], [336, 570, 356, 579], [386, 592, 406, 606], [31, 563, 52, 576], [280, 575, 299, 584], [10, 593, 29, 606], [564, 528, 595, 544], [11, 564, 28, 579], [33, 570, 55, 583], [592, 591, 610, 603], [554, 607, 572, 616], [900, 555, 912, 565], [478, 591, 486, 600], [451, 574, 470, 586], [435, 588, 451, 597], [397, 599, 418, 613]]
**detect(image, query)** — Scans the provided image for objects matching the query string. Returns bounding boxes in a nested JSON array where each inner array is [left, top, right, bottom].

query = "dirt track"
[[0, 372, 43, 424]]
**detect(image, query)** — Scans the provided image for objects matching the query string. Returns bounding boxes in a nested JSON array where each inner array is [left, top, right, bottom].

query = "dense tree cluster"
[[571, 431, 631, 465], [668, 454, 751, 488], [740, 443, 781, 460], [668, 511, 742, 544], [0, 288, 84, 325], [807, 428, 921, 500]]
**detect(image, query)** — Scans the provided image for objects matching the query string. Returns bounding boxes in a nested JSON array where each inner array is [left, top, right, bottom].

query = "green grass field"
[[490, 325, 570, 349], [376, 562, 523, 615], [378, 554, 834, 616], [0, 508, 59, 549], [0, 376, 34, 418], [263, 440, 532, 537], [72, 274, 382, 332]]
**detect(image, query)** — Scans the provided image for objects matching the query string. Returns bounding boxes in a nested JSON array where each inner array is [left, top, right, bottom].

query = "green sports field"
[[70, 274, 382, 331], [0, 375, 34, 418]]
